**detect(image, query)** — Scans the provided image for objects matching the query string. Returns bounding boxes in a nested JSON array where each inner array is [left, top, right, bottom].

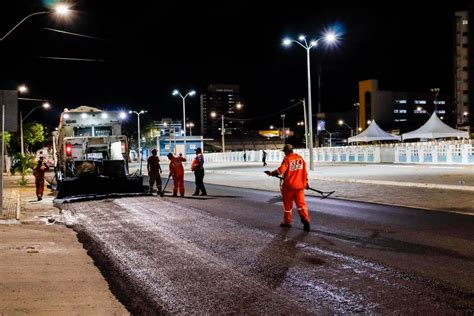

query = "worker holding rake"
[[265, 144, 311, 232]]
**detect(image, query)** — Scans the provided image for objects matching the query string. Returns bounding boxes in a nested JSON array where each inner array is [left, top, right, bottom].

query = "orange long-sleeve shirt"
[[169, 157, 186, 177], [272, 153, 308, 190]]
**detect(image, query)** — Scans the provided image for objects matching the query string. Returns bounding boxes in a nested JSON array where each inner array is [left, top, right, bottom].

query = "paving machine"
[[52, 106, 146, 201]]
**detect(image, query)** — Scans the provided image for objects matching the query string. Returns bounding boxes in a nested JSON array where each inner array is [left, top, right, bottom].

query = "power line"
[[225, 101, 302, 122]]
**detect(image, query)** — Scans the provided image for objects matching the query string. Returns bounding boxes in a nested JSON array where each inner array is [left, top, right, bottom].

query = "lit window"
[[414, 100, 427, 104], [395, 100, 407, 104], [463, 20, 469, 25]]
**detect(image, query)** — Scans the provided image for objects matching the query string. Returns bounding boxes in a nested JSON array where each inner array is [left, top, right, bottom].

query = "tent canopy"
[[402, 112, 469, 140], [348, 120, 401, 143]]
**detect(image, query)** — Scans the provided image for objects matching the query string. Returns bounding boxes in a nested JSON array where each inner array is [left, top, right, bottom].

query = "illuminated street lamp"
[[211, 102, 243, 152], [1, 3, 71, 41], [20, 101, 51, 155], [172, 89, 196, 157], [186, 122, 195, 136], [317, 126, 333, 147], [129, 110, 147, 173], [282, 31, 338, 170], [338, 119, 354, 136]]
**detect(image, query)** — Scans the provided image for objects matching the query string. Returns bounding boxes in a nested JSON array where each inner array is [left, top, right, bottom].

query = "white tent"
[[402, 112, 469, 140], [348, 120, 401, 143]]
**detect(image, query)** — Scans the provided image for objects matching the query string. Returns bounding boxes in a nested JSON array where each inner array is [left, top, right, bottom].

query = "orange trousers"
[[35, 179, 45, 197], [173, 174, 185, 196], [281, 188, 310, 225]]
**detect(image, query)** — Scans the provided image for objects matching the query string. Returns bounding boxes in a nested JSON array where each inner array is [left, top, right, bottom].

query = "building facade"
[[358, 80, 454, 134], [200, 84, 242, 137], [454, 10, 474, 134]]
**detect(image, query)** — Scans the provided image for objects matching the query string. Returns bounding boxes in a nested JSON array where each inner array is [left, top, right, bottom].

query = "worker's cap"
[[195, 147, 202, 153], [282, 144, 294, 152], [167, 153, 174, 158]]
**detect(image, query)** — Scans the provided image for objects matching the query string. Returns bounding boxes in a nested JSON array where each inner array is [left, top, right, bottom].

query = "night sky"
[[1, 0, 472, 130]]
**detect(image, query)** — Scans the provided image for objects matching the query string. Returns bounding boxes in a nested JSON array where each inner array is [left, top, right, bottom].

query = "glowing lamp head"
[[338, 120, 344, 126], [42, 102, 50, 109], [282, 38, 292, 46], [310, 40, 318, 46], [235, 102, 243, 109], [119, 111, 127, 119], [298, 35, 306, 41], [210, 111, 217, 118], [18, 85, 28, 93], [325, 32, 337, 43], [54, 4, 70, 15], [172, 90, 179, 96], [189, 90, 196, 96]]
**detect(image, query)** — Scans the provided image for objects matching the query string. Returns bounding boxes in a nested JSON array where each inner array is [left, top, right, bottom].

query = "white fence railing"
[[197, 141, 474, 165]]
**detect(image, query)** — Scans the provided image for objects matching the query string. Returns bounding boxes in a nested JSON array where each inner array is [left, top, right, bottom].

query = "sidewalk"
[[0, 174, 127, 315]]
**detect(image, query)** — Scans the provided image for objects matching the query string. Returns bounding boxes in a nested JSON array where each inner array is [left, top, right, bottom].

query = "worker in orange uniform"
[[167, 152, 186, 197], [147, 149, 162, 195], [33, 157, 49, 201], [265, 144, 310, 232]]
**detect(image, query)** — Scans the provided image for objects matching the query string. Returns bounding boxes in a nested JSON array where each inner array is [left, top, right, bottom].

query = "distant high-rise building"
[[454, 10, 472, 133], [200, 84, 242, 137], [357, 79, 454, 133]]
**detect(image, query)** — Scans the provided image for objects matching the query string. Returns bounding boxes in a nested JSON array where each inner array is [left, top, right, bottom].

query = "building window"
[[463, 90, 468, 95], [463, 20, 469, 25], [414, 100, 427, 104], [395, 99, 407, 104], [463, 43, 469, 48], [463, 31, 469, 36]]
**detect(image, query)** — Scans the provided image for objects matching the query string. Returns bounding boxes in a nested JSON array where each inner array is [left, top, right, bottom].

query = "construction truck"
[[53, 106, 145, 201]]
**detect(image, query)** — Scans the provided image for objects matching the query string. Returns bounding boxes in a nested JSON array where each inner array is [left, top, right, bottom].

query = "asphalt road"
[[57, 180, 474, 314]]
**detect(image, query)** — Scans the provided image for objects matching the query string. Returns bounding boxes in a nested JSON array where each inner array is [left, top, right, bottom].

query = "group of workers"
[[35, 144, 311, 232], [148, 144, 311, 232], [147, 147, 207, 198]]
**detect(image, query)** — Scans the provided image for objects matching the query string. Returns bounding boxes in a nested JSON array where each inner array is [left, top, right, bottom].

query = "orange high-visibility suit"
[[169, 156, 186, 196], [271, 152, 310, 226], [33, 162, 49, 200]]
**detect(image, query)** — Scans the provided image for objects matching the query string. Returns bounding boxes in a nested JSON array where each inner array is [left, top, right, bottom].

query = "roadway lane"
[[58, 180, 474, 314]]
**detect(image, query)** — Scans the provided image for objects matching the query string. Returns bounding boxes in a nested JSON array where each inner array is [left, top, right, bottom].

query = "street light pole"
[[283, 32, 337, 171], [338, 120, 354, 137], [0, 4, 70, 41], [20, 102, 50, 155], [129, 110, 147, 174], [354, 102, 360, 135], [172, 89, 196, 157], [302, 98, 309, 150], [281, 114, 286, 144], [211, 103, 243, 153], [221, 114, 225, 152]]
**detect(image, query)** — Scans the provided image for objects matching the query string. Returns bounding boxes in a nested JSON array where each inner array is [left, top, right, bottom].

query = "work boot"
[[192, 190, 200, 196], [301, 219, 310, 232], [37, 197, 42, 201], [279, 223, 292, 228], [200, 192, 207, 196], [172, 193, 177, 197], [180, 194, 184, 197]]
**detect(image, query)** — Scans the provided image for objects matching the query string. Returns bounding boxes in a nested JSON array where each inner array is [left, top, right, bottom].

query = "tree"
[[23, 122, 46, 153], [1, 131, 12, 149]]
